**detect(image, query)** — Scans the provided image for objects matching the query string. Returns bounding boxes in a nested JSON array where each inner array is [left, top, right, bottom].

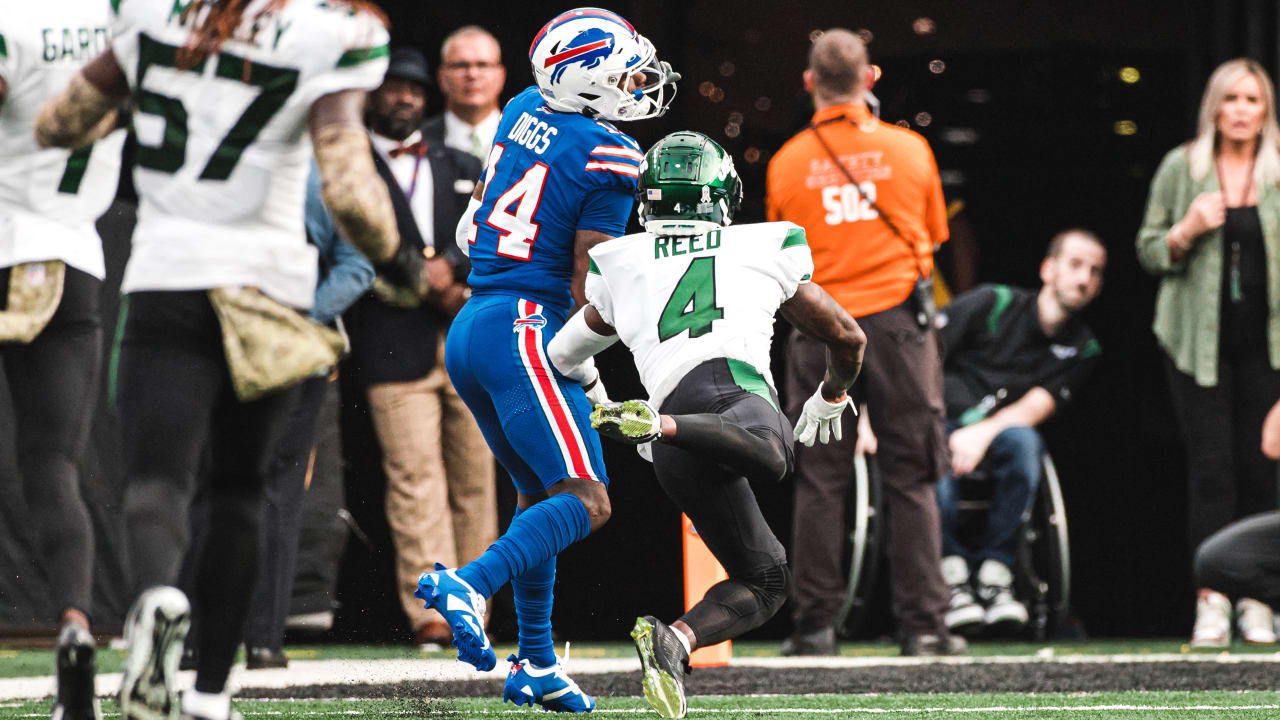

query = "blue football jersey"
[[467, 86, 642, 313]]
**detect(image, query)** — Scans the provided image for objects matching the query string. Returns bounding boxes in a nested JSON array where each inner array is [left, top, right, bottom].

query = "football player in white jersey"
[[0, 4, 125, 719], [34, 1, 420, 719], [547, 132, 866, 719]]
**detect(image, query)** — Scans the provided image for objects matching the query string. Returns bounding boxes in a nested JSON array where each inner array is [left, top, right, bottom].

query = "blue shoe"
[[413, 563, 495, 672], [502, 653, 595, 712]]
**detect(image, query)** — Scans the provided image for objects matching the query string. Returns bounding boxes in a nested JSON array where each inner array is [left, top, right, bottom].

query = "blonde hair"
[[1187, 58, 1280, 185]]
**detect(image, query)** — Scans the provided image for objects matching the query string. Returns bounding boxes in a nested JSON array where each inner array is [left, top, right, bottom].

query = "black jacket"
[[343, 134, 482, 386]]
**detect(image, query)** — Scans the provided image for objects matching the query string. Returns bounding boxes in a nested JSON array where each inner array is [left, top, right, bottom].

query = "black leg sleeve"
[[664, 413, 789, 484]]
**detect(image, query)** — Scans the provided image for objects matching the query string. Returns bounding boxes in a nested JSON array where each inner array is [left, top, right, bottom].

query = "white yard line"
[[8, 704, 1280, 717], [3, 652, 1280, 701]]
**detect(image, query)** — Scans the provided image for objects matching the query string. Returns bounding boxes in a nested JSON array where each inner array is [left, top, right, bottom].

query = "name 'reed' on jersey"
[[0, 2, 125, 280], [467, 86, 641, 314], [586, 221, 814, 409], [110, 0, 388, 309]]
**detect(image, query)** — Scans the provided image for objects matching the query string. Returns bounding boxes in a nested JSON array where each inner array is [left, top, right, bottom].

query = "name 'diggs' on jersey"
[[467, 86, 642, 314]]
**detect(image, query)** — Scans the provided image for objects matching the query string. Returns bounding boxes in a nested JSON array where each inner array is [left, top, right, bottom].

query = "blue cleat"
[[413, 563, 495, 672], [502, 653, 595, 713]]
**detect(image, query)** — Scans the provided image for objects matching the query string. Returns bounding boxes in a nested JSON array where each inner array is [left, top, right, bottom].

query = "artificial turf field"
[[2, 641, 1279, 718]]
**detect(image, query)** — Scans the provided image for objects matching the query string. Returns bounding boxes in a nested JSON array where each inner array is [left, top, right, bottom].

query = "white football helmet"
[[529, 8, 679, 121]]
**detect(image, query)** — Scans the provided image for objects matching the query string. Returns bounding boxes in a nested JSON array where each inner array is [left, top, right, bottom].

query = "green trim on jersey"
[[1081, 337, 1102, 359], [57, 146, 94, 195], [800, 273, 811, 281], [110, 0, 122, 12], [588, 258, 600, 275], [986, 284, 1013, 335], [727, 359, 779, 412], [781, 227, 807, 249], [107, 295, 129, 415], [337, 44, 388, 68], [0, 33, 7, 58]]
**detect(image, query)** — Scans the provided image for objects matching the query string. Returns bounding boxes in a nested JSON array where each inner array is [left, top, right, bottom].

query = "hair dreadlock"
[[177, 0, 389, 70]]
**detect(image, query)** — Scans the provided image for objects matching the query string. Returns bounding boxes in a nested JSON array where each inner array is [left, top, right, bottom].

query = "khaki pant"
[[367, 337, 497, 631]]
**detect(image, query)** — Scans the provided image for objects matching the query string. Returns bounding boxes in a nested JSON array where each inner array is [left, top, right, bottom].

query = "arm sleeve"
[[306, 163, 374, 324], [936, 284, 996, 357], [1136, 149, 1188, 275], [1039, 338, 1101, 406], [775, 224, 815, 300], [584, 258, 616, 327]]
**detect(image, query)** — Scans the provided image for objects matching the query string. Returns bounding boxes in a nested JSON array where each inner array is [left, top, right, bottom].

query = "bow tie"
[[388, 139, 427, 159]]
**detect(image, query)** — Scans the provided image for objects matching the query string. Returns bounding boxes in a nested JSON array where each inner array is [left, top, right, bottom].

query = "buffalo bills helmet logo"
[[544, 28, 616, 84], [513, 313, 548, 332]]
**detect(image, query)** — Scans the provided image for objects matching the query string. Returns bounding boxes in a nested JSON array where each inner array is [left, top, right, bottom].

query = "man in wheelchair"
[[935, 229, 1105, 634]]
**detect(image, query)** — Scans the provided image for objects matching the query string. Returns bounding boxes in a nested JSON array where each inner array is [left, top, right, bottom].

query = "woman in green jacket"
[[1137, 58, 1280, 650]]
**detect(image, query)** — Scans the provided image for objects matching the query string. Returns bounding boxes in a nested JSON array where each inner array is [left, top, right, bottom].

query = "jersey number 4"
[[658, 256, 723, 341], [476, 143, 548, 261], [133, 34, 298, 178]]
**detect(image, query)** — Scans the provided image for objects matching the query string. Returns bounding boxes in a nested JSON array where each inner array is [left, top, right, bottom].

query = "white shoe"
[[1235, 598, 1277, 645], [976, 559, 1028, 627], [941, 556, 983, 632], [118, 587, 191, 720], [1190, 589, 1231, 648]]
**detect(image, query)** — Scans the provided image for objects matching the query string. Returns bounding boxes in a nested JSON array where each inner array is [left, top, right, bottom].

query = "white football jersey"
[[111, 0, 389, 308], [586, 221, 814, 409], [0, 2, 125, 279]]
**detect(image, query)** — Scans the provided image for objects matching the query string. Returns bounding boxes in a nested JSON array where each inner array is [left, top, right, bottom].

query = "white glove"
[[581, 365, 610, 406], [793, 384, 853, 447]]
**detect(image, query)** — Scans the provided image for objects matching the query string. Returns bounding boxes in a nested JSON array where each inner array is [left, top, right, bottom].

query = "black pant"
[[1, 266, 101, 623], [652, 358, 792, 647], [1164, 351, 1280, 555], [1196, 510, 1280, 606], [118, 290, 299, 694]]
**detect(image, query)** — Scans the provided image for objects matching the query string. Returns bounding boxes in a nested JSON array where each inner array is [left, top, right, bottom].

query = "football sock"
[[458, 492, 590, 598], [668, 413, 789, 483], [509, 507, 558, 667]]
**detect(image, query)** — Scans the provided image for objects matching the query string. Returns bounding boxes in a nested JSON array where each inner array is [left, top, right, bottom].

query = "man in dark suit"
[[342, 47, 495, 648], [421, 26, 504, 161]]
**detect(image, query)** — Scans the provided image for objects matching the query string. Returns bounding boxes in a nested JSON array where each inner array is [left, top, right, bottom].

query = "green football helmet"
[[636, 131, 743, 236]]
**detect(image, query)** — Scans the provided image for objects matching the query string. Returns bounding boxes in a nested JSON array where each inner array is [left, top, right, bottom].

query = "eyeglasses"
[[441, 61, 502, 72]]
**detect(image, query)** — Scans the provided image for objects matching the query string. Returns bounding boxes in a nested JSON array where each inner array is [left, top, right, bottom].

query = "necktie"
[[469, 127, 486, 161]]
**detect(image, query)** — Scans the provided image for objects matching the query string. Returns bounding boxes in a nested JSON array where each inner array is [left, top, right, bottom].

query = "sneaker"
[[244, 647, 288, 670], [1190, 588, 1231, 648], [590, 400, 661, 444], [413, 563, 495, 671], [52, 622, 101, 720], [118, 586, 191, 720], [502, 652, 595, 713], [180, 689, 242, 720], [631, 616, 690, 719], [900, 631, 968, 656], [941, 556, 984, 634], [779, 626, 836, 656], [976, 559, 1028, 628], [1236, 598, 1277, 645]]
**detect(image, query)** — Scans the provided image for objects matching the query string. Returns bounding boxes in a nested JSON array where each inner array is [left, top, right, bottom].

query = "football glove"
[[793, 384, 853, 447]]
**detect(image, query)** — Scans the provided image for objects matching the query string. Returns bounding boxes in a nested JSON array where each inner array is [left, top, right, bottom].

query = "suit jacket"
[[421, 113, 446, 149], [343, 133, 483, 386]]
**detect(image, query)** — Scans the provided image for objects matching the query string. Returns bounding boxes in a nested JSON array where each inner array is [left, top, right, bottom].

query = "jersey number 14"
[[476, 143, 548, 261]]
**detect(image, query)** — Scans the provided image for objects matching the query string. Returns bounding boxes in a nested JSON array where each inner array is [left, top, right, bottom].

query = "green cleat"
[[590, 399, 661, 444], [631, 615, 690, 719]]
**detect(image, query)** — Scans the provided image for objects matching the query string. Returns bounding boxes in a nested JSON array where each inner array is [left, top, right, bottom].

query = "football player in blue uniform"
[[413, 7, 679, 713]]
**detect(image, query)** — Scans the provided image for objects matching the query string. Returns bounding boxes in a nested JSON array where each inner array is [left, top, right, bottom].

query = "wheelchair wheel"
[[1037, 453, 1071, 634], [836, 452, 885, 638]]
